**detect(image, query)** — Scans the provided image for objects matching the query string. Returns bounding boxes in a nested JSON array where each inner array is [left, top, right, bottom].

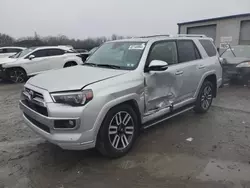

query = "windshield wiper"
[[96, 64, 121, 69], [82, 63, 98, 67], [83, 63, 121, 69]]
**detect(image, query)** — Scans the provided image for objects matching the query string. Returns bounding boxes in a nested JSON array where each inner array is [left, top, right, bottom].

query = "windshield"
[[11, 47, 36, 58], [89, 47, 98, 54], [85, 42, 146, 70], [221, 46, 250, 58]]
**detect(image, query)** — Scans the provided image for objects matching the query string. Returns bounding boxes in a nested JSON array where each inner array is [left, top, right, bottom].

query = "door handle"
[[175, 70, 183, 75], [198, 65, 206, 69]]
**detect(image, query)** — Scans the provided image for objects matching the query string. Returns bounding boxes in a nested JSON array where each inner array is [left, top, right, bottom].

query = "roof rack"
[[175, 34, 207, 38], [134, 34, 207, 39], [136, 35, 170, 38]]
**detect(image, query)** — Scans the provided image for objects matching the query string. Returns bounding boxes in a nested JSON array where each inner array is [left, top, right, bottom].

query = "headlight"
[[236, 62, 250, 68], [51, 90, 93, 106]]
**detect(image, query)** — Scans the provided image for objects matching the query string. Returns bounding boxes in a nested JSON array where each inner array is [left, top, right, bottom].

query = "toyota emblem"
[[29, 90, 34, 99]]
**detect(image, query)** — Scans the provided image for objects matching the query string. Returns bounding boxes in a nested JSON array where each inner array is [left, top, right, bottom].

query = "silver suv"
[[19, 35, 222, 158]]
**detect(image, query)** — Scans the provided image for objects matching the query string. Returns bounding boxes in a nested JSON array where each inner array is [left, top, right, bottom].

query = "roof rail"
[[136, 35, 170, 38], [175, 34, 207, 38]]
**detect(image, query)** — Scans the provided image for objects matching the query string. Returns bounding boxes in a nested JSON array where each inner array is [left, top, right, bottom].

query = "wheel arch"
[[204, 74, 217, 97], [5, 66, 28, 76], [93, 94, 143, 139], [194, 71, 217, 99], [64, 61, 77, 67]]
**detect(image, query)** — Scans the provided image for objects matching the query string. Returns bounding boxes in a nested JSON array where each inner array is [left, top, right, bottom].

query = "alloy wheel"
[[9, 69, 25, 83], [201, 86, 213, 110], [108, 111, 134, 150]]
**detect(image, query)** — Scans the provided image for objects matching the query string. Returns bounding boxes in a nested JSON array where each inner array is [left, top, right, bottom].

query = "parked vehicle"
[[75, 49, 88, 53], [0, 46, 83, 83], [0, 46, 25, 58], [77, 47, 98, 62], [220, 45, 250, 85], [19, 35, 222, 158]]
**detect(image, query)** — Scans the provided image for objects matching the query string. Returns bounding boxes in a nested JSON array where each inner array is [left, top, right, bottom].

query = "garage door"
[[239, 20, 250, 45], [187, 25, 216, 41]]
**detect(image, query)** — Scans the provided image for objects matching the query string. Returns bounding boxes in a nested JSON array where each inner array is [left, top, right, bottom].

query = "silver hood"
[[27, 66, 128, 92]]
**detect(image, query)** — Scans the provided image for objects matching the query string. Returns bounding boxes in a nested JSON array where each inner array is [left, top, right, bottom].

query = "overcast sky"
[[0, 0, 249, 39]]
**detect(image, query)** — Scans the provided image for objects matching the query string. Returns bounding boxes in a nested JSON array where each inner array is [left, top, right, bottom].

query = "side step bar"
[[143, 104, 195, 129]]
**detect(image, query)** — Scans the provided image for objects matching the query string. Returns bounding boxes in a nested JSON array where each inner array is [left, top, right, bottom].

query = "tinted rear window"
[[199, 39, 217, 57], [177, 40, 201, 63]]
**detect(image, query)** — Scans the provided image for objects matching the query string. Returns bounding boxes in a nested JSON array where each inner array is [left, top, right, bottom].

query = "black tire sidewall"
[[97, 104, 139, 158], [8, 68, 27, 83], [194, 81, 214, 113]]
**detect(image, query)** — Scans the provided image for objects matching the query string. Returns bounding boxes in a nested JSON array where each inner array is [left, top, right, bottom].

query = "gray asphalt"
[[0, 81, 250, 188]]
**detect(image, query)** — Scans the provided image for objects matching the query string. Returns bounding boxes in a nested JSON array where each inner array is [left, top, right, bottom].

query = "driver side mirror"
[[29, 55, 35, 60], [146, 60, 168, 72]]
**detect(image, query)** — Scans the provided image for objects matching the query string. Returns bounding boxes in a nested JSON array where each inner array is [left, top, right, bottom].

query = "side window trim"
[[145, 40, 178, 69], [176, 39, 202, 64]]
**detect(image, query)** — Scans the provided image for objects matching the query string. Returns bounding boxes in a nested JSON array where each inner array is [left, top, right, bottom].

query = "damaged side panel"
[[144, 68, 183, 115]]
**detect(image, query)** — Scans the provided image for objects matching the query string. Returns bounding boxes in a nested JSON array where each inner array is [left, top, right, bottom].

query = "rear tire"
[[97, 104, 139, 158], [194, 80, 214, 113], [8, 68, 27, 83], [64, 61, 77, 68]]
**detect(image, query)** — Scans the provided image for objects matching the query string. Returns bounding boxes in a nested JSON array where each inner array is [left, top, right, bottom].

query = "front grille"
[[23, 99, 48, 116], [25, 88, 44, 100], [24, 113, 50, 133]]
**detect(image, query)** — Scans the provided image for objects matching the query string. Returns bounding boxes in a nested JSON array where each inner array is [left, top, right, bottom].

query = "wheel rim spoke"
[[121, 134, 129, 148], [201, 95, 205, 101], [112, 135, 120, 148], [125, 126, 134, 135], [109, 125, 118, 135], [123, 113, 131, 125], [115, 112, 122, 125], [207, 94, 212, 100]]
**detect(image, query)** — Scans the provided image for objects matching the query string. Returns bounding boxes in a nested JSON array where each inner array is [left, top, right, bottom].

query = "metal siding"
[[187, 25, 217, 41], [239, 20, 250, 45]]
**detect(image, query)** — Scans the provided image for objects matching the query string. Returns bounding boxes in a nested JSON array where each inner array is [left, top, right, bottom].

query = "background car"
[[0, 46, 26, 58], [77, 47, 99, 62], [0, 46, 83, 83], [220, 45, 250, 86]]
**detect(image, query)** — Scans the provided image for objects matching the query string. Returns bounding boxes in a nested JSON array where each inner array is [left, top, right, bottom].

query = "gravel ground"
[[0, 81, 250, 188]]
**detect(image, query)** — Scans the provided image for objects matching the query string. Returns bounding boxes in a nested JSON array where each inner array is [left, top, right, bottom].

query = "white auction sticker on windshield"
[[129, 43, 145, 50]]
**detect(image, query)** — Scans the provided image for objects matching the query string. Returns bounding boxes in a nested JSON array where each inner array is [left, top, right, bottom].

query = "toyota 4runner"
[[19, 35, 222, 158]]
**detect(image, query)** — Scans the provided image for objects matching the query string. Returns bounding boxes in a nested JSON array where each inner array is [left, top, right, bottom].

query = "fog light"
[[54, 120, 76, 129]]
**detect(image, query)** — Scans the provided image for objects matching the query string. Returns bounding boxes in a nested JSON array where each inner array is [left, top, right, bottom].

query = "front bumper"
[[222, 66, 250, 84], [0, 66, 7, 79], [19, 100, 95, 150]]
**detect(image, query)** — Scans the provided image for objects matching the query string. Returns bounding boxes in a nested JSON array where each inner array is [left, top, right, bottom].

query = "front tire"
[[8, 68, 27, 83], [97, 104, 139, 158], [194, 81, 214, 113]]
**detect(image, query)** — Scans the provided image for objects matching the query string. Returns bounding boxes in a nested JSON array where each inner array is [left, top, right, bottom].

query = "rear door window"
[[177, 40, 201, 63], [199, 39, 217, 57], [48, 49, 65, 56]]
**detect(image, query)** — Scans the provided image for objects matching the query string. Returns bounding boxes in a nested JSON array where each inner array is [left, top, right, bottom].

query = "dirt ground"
[[1, 81, 250, 188]]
